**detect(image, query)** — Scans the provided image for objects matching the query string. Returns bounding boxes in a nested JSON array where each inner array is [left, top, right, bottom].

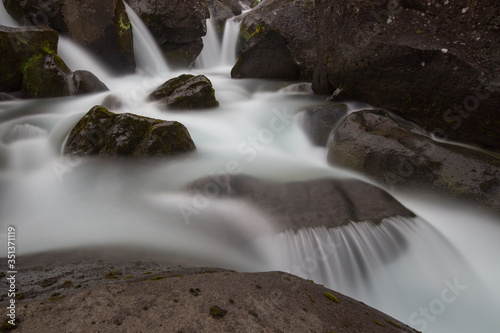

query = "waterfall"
[[6, 124, 47, 143], [196, 17, 242, 70], [0, 2, 19, 27], [124, 3, 170, 75]]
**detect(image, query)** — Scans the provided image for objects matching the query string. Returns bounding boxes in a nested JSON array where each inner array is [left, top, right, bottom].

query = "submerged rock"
[[0, 26, 59, 93], [149, 74, 219, 110], [72, 71, 109, 96], [4, 0, 136, 74], [126, 0, 209, 68], [187, 174, 414, 231], [313, 0, 500, 152], [328, 110, 500, 210], [231, 0, 316, 80], [298, 104, 348, 146], [64, 106, 196, 157]]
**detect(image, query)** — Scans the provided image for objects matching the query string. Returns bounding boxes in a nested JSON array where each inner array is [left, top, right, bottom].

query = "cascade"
[[0, 4, 499, 333], [0, 3, 18, 27]]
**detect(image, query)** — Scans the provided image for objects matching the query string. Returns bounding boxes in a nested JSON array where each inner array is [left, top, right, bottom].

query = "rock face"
[[0, 26, 59, 93], [187, 174, 414, 231], [207, 0, 242, 29], [72, 70, 109, 96], [64, 106, 196, 157], [4, 0, 135, 73], [328, 110, 500, 210], [149, 74, 219, 110], [298, 104, 348, 146], [6, 250, 417, 333], [231, 0, 316, 80], [126, 0, 209, 68], [313, 0, 500, 152]]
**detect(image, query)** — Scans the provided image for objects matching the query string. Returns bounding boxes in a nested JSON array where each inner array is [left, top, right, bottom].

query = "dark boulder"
[[4, 0, 136, 74], [149, 74, 219, 110], [187, 174, 414, 231], [232, 0, 316, 80], [126, 0, 209, 68], [22, 53, 72, 98], [328, 109, 500, 210], [21, 55, 109, 99], [0, 25, 59, 93], [312, 0, 500, 152], [298, 104, 348, 146], [73, 71, 109, 96], [64, 105, 196, 157]]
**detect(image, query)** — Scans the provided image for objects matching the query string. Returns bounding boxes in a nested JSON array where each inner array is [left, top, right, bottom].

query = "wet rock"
[[21, 55, 109, 99], [312, 0, 500, 152], [207, 0, 242, 30], [232, 0, 316, 80], [64, 105, 196, 157], [73, 70, 109, 96], [0, 26, 59, 93], [187, 174, 414, 231], [149, 74, 219, 110], [126, 0, 210, 68], [22, 53, 72, 98], [298, 104, 348, 146], [328, 110, 500, 210], [101, 95, 123, 110], [4, 0, 135, 73]]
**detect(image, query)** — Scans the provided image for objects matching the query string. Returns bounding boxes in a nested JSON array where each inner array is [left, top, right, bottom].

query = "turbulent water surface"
[[1, 4, 500, 333]]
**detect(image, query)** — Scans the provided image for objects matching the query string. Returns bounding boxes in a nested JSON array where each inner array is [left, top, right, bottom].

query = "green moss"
[[0, 272, 5, 278], [374, 320, 384, 326], [15, 293, 24, 301], [105, 271, 122, 279], [209, 305, 227, 318], [387, 320, 402, 328], [173, 298, 179, 303], [323, 292, 340, 303], [283, 277, 291, 281], [142, 271, 153, 275], [0, 318, 17, 332], [151, 276, 166, 281], [124, 275, 135, 280], [40, 277, 59, 288]]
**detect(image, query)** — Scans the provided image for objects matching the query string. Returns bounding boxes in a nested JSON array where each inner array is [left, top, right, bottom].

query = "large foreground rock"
[[64, 106, 196, 157], [126, 0, 209, 68], [149, 74, 219, 110], [0, 26, 59, 93], [231, 0, 316, 80], [4, 0, 135, 73], [187, 174, 414, 231], [2, 249, 417, 333], [328, 110, 500, 210], [312, 0, 500, 152]]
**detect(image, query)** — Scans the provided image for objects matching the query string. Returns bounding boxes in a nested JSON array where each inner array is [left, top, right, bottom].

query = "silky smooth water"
[[1, 4, 499, 332]]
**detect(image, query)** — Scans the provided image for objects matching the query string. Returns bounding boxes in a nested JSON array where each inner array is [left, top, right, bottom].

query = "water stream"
[[1, 5, 499, 332]]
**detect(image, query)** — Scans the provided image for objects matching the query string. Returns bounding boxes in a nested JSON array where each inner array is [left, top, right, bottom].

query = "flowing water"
[[1, 5, 500, 333]]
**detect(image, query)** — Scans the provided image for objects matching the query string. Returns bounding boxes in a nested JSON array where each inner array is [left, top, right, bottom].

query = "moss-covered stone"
[[0, 26, 59, 93], [209, 305, 228, 318], [64, 105, 196, 158], [21, 53, 72, 99], [150, 74, 219, 110]]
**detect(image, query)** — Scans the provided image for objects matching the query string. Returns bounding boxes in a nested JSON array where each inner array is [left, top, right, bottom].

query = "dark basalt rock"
[[149, 74, 219, 110], [0, 25, 59, 93], [207, 0, 242, 31], [328, 109, 500, 211], [126, 0, 210, 68], [72, 71, 109, 96], [187, 174, 415, 231], [312, 0, 500, 152], [298, 104, 349, 146], [232, 0, 316, 80], [22, 53, 72, 98], [64, 105, 196, 157], [4, 0, 136, 74]]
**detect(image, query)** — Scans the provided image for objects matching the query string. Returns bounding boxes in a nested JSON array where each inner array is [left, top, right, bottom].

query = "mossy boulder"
[[4, 0, 135, 74], [298, 104, 349, 146], [64, 106, 196, 157], [126, 0, 209, 68], [232, 0, 316, 80], [313, 0, 500, 152], [328, 110, 500, 211], [0, 25, 59, 93], [21, 55, 109, 99], [149, 74, 219, 110], [22, 53, 72, 98]]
